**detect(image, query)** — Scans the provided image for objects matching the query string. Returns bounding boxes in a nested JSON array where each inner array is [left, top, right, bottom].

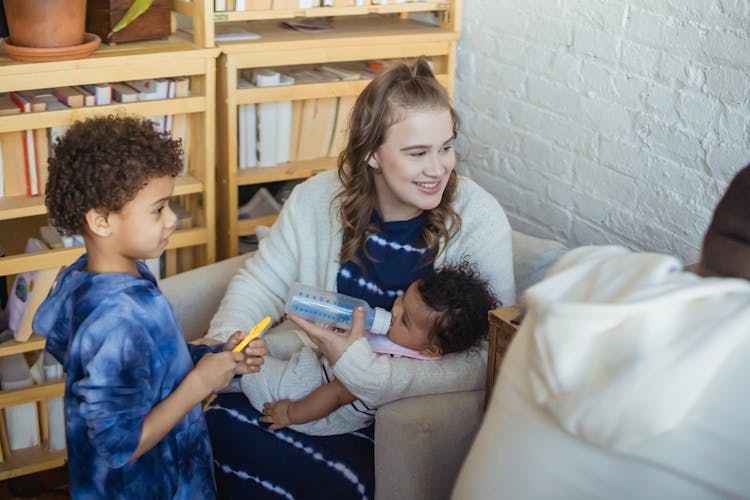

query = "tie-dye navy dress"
[[33, 255, 219, 499], [207, 214, 431, 499]]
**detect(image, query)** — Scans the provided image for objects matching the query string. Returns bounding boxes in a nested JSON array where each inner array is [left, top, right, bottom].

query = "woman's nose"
[[424, 152, 448, 177]]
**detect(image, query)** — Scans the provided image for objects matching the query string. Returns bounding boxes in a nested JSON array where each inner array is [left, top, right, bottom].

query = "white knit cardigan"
[[208, 170, 514, 407]]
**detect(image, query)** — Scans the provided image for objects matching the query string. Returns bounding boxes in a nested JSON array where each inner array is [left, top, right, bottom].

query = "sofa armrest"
[[374, 390, 484, 500], [159, 254, 249, 342], [511, 230, 567, 298]]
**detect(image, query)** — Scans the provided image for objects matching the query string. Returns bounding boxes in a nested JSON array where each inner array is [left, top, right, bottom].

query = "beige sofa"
[[159, 230, 567, 500]]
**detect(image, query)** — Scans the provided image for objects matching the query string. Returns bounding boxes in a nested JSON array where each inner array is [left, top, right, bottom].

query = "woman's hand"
[[288, 307, 366, 365]]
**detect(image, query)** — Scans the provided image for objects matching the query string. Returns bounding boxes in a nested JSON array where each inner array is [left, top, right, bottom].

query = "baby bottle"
[[285, 282, 391, 335]]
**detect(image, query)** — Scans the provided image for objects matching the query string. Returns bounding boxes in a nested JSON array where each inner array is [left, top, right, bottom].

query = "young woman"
[[205, 57, 515, 498]]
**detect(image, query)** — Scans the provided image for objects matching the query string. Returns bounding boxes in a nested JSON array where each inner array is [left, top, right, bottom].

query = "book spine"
[[9, 93, 40, 197]]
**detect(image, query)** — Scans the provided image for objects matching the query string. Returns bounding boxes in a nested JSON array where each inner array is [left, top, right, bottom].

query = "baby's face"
[[387, 282, 439, 352]]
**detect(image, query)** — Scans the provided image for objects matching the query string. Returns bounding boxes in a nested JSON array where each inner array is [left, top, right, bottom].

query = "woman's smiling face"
[[370, 108, 456, 222]]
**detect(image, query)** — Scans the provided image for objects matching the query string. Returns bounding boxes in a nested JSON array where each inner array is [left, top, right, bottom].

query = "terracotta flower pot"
[[3, 0, 86, 48]]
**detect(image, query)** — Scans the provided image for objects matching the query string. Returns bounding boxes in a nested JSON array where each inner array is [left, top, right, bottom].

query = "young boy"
[[32, 115, 266, 499], [245, 262, 498, 435]]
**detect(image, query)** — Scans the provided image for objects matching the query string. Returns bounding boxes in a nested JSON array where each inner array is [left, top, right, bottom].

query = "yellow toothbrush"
[[232, 316, 271, 352]]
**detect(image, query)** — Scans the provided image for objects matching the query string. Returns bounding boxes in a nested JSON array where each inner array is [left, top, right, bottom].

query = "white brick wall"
[[456, 0, 750, 263]]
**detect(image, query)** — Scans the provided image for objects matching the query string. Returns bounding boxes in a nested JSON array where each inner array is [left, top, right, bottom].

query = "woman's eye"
[[441, 144, 453, 153], [411, 151, 426, 158]]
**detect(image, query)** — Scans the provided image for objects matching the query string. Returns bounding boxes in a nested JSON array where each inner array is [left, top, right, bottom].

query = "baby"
[[243, 261, 499, 435]]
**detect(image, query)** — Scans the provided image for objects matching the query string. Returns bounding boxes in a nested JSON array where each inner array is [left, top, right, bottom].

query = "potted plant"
[[1, 0, 100, 62]]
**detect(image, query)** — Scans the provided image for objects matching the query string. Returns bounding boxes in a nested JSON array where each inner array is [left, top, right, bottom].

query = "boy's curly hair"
[[417, 261, 500, 355], [45, 115, 183, 236]]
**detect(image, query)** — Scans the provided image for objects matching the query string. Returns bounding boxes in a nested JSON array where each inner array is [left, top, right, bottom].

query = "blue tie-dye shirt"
[[32, 255, 217, 499]]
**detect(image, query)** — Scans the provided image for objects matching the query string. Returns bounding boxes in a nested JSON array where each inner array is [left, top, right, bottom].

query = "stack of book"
[[0, 77, 192, 198], [237, 61, 382, 170]]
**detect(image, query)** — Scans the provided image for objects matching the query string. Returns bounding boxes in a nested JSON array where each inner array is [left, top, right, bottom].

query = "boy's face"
[[387, 281, 442, 356], [107, 175, 177, 262]]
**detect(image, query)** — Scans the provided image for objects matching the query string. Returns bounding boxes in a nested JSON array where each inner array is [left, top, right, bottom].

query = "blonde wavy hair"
[[335, 57, 461, 267]]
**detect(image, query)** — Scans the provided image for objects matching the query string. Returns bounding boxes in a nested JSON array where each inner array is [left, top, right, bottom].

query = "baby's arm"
[[261, 379, 356, 430]]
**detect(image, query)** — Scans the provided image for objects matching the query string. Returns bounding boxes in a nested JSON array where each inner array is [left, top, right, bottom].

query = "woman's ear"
[[419, 344, 443, 358], [84, 208, 112, 237], [366, 153, 379, 170]]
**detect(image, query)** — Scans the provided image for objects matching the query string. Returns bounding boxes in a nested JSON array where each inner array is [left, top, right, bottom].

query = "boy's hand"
[[190, 351, 244, 396], [261, 400, 293, 430], [224, 330, 267, 375]]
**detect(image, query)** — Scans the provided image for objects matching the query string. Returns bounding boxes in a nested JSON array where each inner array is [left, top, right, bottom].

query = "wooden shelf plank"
[[235, 74, 448, 104], [235, 157, 336, 185], [218, 17, 459, 57], [0, 227, 208, 276], [0, 97, 206, 134], [0, 175, 203, 221], [0, 447, 67, 481], [0, 382, 65, 409], [237, 214, 278, 236], [213, 2, 449, 21], [0, 335, 46, 357], [0, 36, 218, 93]]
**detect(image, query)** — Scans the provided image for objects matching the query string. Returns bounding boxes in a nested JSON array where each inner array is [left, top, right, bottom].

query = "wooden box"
[[86, 0, 171, 45]]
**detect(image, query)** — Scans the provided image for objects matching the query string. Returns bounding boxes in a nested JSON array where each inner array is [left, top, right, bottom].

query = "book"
[[81, 83, 112, 105], [9, 92, 40, 196], [0, 140, 4, 196], [16, 90, 53, 194], [0, 354, 39, 450], [170, 76, 191, 174], [52, 86, 85, 108], [165, 78, 177, 134], [253, 69, 282, 167], [111, 82, 139, 103], [237, 77, 257, 169], [291, 69, 339, 160], [72, 85, 96, 107], [0, 94, 27, 197], [39, 225, 65, 249], [285, 70, 328, 162], [319, 65, 361, 156], [126, 79, 170, 131], [179, 25, 261, 42], [247, 0, 273, 8], [7, 238, 59, 342], [174, 204, 195, 273], [276, 73, 295, 164]]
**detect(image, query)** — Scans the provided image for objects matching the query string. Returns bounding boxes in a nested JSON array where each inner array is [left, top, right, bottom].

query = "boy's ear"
[[84, 208, 112, 237], [419, 344, 443, 358]]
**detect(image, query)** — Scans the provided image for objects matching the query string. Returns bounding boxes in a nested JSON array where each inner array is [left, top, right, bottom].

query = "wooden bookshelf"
[[0, 34, 219, 479], [173, 0, 460, 48], [210, 7, 461, 258]]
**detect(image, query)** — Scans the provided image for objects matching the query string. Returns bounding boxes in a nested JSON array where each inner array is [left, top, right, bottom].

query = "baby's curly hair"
[[417, 261, 500, 355], [45, 115, 183, 236]]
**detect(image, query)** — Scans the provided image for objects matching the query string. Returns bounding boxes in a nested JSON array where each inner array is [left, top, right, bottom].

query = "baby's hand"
[[234, 337, 267, 375], [222, 330, 267, 374], [191, 351, 244, 396], [261, 400, 293, 430]]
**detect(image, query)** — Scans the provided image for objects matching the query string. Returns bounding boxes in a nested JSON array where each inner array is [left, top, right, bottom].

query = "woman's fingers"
[[349, 307, 366, 341]]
